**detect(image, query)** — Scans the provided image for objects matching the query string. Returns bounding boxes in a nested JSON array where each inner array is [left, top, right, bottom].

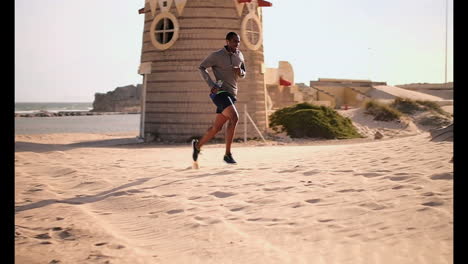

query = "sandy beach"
[[15, 120, 453, 264]]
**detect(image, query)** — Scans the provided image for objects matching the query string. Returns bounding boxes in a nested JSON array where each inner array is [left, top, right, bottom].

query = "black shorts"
[[211, 92, 236, 114]]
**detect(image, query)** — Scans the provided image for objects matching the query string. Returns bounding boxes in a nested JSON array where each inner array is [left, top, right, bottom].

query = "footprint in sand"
[[229, 206, 247, 212], [35, 233, 51, 239], [336, 189, 365, 193], [355, 172, 383, 178], [193, 216, 221, 225], [127, 189, 144, 194], [278, 169, 300, 173], [210, 191, 236, 198], [303, 170, 320, 176], [317, 219, 334, 223], [305, 199, 321, 204], [429, 172, 453, 180], [166, 209, 184, 214], [263, 186, 294, 192], [107, 244, 125, 249], [289, 202, 304, 208], [57, 229, 75, 240], [386, 176, 413, 181], [26, 188, 43, 193], [422, 201, 444, 207]]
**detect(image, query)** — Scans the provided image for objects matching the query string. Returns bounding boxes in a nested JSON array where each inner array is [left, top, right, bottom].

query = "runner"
[[192, 32, 246, 164]]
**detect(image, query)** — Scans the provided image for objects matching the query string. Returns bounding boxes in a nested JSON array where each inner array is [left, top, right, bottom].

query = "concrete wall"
[[265, 61, 294, 85], [343, 87, 368, 108], [278, 61, 294, 84], [266, 84, 297, 109]]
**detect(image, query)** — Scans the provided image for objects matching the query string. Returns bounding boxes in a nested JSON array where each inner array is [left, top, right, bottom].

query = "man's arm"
[[198, 53, 217, 89], [239, 62, 246, 79]]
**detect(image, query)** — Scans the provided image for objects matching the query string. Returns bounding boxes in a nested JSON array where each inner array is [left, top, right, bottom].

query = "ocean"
[[15, 102, 93, 113], [15, 102, 140, 135]]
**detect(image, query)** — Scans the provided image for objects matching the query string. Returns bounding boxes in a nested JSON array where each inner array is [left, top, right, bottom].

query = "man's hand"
[[210, 86, 219, 94], [233, 66, 241, 77]]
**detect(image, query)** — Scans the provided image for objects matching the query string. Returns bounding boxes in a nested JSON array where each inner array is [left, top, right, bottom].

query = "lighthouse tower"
[[139, 0, 271, 142]]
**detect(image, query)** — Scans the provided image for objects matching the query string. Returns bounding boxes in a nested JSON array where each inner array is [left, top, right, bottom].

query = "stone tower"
[[139, 0, 271, 142]]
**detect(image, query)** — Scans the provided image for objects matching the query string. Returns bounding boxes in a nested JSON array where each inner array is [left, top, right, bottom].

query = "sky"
[[15, 0, 453, 102]]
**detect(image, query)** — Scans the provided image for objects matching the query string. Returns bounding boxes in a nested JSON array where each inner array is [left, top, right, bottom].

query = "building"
[[138, 0, 272, 142], [265, 61, 449, 110]]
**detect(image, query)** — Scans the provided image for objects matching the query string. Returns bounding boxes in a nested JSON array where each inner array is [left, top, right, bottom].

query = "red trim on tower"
[[238, 0, 272, 6], [258, 0, 273, 7]]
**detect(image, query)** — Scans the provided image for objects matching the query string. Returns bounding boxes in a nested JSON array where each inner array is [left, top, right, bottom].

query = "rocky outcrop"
[[91, 84, 142, 112]]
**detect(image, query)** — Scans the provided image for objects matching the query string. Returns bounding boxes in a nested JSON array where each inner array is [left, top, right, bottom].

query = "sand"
[[15, 119, 453, 264]]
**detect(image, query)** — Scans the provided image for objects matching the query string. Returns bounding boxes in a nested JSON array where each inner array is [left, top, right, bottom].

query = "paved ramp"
[[369, 85, 445, 101]]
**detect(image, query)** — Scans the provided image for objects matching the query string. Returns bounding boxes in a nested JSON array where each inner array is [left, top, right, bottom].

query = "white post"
[[139, 74, 147, 139], [244, 104, 247, 143], [444, 0, 448, 87], [138, 62, 152, 141], [245, 111, 267, 143]]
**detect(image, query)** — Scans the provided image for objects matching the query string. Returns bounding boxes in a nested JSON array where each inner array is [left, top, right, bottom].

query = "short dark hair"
[[226, 32, 239, 40]]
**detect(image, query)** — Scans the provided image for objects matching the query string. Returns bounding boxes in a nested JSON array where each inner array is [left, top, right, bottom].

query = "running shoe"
[[192, 139, 200, 161], [223, 153, 237, 164]]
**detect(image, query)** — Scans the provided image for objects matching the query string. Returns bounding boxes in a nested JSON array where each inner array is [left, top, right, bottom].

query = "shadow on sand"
[[14, 137, 174, 153]]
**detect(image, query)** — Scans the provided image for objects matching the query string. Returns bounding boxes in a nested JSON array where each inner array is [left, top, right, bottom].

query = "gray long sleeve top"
[[199, 46, 246, 98]]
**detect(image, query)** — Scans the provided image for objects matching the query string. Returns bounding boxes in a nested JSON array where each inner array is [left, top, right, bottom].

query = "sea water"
[[15, 102, 93, 114], [15, 102, 140, 134]]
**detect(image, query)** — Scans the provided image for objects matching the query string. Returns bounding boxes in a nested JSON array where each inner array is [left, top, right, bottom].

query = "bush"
[[364, 100, 403, 121], [269, 103, 363, 139], [415, 100, 451, 117], [418, 115, 452, 127], [390, 97, 451, 118], [390, 97, 424, 114]]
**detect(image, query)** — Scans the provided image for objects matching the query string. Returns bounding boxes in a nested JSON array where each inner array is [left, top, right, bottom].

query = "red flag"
[[279, 77, 292, 86]]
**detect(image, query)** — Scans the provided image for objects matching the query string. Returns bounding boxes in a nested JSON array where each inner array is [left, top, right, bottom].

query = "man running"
[[192, 32, 246, 164]]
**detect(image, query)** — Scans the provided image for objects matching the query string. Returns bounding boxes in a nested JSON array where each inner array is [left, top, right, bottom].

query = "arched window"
[[155, 17, 175, 44], [150, 12, 179, 50], [245, 17, 260, 46], [241, 14, 262, 50]]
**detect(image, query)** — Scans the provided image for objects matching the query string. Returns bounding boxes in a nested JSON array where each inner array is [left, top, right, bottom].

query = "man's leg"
[[197, 114, 229, 149], [221, 105, 239, 155]]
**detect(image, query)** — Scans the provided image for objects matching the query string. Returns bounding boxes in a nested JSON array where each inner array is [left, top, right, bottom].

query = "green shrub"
[[418, 115, 452, 127], [390, 97, 424, 114], [389, 97, 451, 117], [415, 100, 451, 117], [364, 100, 403, 121], [269, 103, 363, 139]]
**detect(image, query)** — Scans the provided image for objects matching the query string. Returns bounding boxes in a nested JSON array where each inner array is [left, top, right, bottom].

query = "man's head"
[[225, 32, 240, 52]]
